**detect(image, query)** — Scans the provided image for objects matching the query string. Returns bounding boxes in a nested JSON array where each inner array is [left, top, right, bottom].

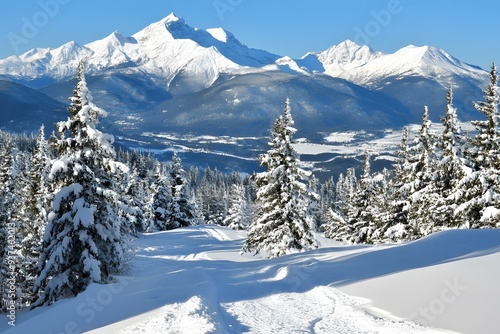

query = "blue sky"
[[1, 0, 499, 69]]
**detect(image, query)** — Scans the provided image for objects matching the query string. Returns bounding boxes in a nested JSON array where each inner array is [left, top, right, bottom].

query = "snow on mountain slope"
[[307, 40, 383, 77], [0, 13, 487, 93], [0, 13, 279, 92], [0, 41, 92, 80], [3, 226, 499, 334], [84, 31, 138, 69], [306, 40, 487, 87]]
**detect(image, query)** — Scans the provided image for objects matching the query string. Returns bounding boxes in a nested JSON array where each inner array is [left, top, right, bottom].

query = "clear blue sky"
[[1, 0, 499, 70]]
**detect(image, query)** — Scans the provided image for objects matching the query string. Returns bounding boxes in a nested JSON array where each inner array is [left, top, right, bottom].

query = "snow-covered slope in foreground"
[[3, 226, 499, 334]]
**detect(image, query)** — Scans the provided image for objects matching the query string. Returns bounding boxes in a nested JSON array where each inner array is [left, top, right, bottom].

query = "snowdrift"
[[2, 226, 499, 333]]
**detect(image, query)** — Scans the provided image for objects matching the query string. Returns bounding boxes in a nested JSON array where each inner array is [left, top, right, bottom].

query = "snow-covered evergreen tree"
[[338, 168, 357, 218], [148, 161, 171, 231], [370, 168, 395, 242], [317, 176, 336, 229], [323, 208, 349, 241], [242, 99, 318, 258], [307, 174, 322, 229], [223, 183, 251, 230], [388, 127, 417, 241], [456, 63, 500, 227], [428, 86, 467, 231], [407, 106, 439, 236], [347, 152, 379, 243], [167, 152, 197, 229], [32, 60, 128, 308], [197, 167, 227, 225]]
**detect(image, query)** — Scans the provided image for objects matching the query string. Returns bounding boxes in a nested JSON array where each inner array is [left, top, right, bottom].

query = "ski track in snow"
[[3, 226, 499, 334]]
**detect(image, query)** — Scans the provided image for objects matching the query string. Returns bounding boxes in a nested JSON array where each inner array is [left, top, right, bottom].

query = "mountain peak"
[[85, 30, 136, 52], [161, 12, 182, 24], [340, 39, 362, 49], [132, 12, 193, 44], [316, 40, 380, 68]]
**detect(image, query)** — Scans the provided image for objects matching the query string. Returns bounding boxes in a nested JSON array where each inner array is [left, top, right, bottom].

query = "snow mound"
[[116, 296, 217, 334]]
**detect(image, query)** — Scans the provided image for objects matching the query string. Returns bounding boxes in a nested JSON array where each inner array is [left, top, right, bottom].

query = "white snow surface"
[[308, 40, 487, 87], [0, 13, 279, 92], [0, 15, 487, 92], [3, 226, 499, 334]]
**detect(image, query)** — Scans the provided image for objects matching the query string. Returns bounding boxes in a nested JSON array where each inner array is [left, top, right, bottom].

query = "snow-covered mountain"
[[0, 13, 280, 93], [301, 40, 486, 88], [0, 13, 487, 92], [0, 13, 492, 175]]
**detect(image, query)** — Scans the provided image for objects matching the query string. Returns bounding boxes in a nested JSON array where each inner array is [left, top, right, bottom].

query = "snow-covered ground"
[[2, 226, 499, 334]]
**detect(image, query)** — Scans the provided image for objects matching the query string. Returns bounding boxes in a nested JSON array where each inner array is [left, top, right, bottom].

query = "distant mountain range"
[[0, 13, 490, 175]]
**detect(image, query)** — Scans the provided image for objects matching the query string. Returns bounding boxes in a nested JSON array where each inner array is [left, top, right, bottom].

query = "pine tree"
[[12, 126, 51, 307], [242, 99, 318, 258], [407, 106, 439, 236], [308, 174, 321, 229], [223, 183, 251, 230], [347, 151, 378, 243], [123, 152, 151, 234], [167, 152, 197, 229], [370, 168, 394, 243], [456, 63, 500, 227], [339, 168, 357, 219], [32, 60, 128, 308], [317, 176, 336, 229], [197, 167, 226, 225], [148, 161, 171, 231], [428, 86, 467, 231], [8, 153, 36, 309], [388, 127, 417, 241], [323, 208, 349, 241]]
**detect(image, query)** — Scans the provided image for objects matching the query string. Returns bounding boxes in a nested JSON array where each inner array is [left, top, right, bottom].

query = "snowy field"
[[2, 226, 499, 334]]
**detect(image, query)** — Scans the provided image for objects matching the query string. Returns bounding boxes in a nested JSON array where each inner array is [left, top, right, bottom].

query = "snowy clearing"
[[2, 226, 499, 334]]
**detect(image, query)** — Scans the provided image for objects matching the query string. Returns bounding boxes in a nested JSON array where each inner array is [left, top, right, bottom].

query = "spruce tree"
[[32, 60, 128, 307], [407, 106, 439, 236], [388, 127, 417, 241], [429, 86, 466, 231], [167, 152, 197, 229], [224, 183, 251, 230], [370, 168, 394, 243], [456, 63, 500, 227], [347, 151, 378, 243], [147, 161, 171, 231], [197, 167, 227, 225], [242, 99, 318, 258], [323, 208, 349, 241]]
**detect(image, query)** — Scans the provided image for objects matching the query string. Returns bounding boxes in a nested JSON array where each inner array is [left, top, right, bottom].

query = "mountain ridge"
[[0, 12, 487, 91]]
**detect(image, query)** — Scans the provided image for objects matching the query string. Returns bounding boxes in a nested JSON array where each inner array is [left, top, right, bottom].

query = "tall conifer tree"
[[456, 64, 500, 227], [242, 99, 317, 258], [32, 60, 128, 307]]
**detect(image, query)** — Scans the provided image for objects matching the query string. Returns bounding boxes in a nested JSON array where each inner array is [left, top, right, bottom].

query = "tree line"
[[1, 61, 499, 312], [323, 64, 500, 243]]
